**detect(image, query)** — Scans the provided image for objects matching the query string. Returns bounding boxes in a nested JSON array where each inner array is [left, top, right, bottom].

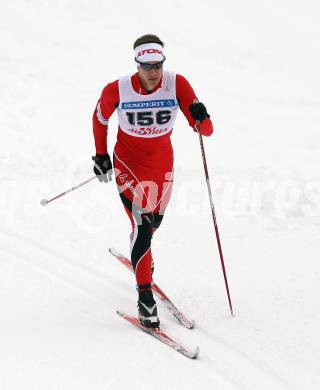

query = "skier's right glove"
[[93, 153, 113, 183]]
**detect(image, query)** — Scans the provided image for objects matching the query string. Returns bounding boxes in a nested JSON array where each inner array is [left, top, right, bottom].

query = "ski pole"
[[40, 175, 97, 206], [195, 121, 234, 316]]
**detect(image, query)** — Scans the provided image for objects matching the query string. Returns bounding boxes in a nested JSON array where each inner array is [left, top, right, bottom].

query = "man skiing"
[[92, 34, 213, 328]]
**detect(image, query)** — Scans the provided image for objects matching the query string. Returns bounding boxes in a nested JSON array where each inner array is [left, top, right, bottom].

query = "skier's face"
[[137, 62, 163, 90]]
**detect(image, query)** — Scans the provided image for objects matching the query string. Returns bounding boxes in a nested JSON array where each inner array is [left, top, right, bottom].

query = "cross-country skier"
[[92, 34, 213, 328]]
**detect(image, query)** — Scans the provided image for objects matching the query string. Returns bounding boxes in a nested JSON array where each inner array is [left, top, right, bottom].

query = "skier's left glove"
[[93, 153, 113, 183], [189, 102, 210, 122]]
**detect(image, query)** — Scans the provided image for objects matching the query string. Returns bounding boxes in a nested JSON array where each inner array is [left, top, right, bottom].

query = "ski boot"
[[137, 283, 160, 329]]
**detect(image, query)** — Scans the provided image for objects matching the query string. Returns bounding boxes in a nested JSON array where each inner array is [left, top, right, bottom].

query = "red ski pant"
[[113, 150, 173, 286]]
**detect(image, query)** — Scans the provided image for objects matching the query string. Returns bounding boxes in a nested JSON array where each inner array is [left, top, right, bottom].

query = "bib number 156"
[[126, 110, 171, 126]]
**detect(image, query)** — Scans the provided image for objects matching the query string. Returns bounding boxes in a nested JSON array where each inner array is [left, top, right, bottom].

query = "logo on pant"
[[119, 174, 128, 183]]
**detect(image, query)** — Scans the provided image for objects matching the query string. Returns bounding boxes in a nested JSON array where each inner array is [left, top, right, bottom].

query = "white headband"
[[135, 43, 165, 63]]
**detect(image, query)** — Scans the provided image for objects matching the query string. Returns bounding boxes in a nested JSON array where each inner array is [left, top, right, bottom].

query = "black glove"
[[93, 153, 113, 183], [189, 102, 209, 122]]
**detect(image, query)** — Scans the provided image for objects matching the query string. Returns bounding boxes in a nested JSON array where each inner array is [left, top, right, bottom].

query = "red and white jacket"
[[93, 72, 213, 156]]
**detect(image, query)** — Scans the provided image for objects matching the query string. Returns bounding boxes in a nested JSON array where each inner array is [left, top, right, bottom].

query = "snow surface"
[[1, 0, 320, 389]]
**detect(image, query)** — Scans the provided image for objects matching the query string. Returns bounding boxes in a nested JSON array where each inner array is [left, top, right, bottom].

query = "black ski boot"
[[137, 283, 160, 329]]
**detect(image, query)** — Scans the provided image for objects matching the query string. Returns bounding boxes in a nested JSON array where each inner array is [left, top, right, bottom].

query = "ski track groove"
[[0, 227, 128, 305], [0, 227, 300, 389], [198, 326, 300, 390]]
